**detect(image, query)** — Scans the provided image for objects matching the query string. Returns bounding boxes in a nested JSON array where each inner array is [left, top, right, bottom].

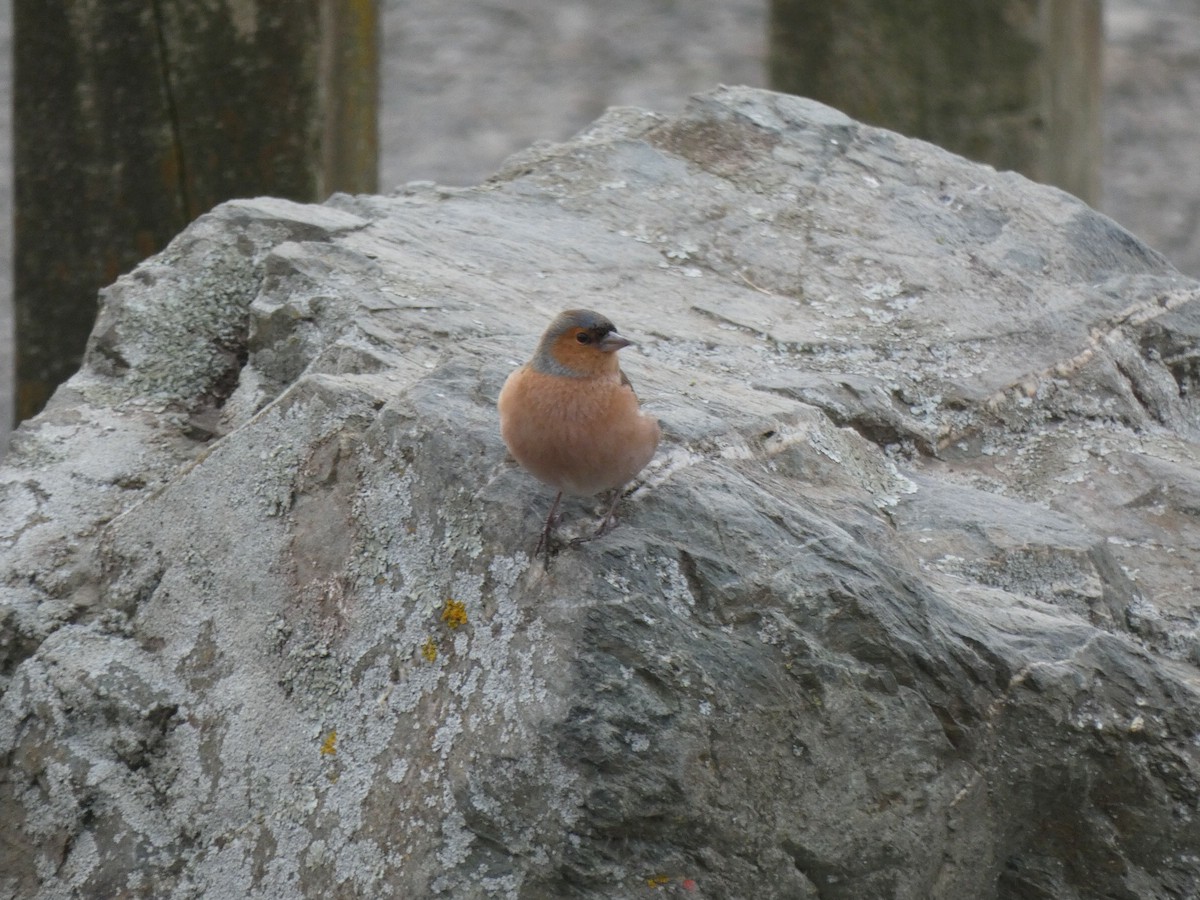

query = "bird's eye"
[[575, 332, 591, 344]]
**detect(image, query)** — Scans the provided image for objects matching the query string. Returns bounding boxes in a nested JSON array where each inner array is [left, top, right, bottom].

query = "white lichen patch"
[[654, 555, 697, 616]]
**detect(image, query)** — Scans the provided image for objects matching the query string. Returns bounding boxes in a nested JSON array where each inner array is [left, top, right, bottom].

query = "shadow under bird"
[[498, 309, 661, 558]]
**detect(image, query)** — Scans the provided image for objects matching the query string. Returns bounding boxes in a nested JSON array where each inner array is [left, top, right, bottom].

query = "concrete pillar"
[[769, 0, 1102, 204], [14, 0, 379, 423]]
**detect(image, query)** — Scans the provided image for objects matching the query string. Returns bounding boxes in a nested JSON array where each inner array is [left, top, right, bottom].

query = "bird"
[[498, 309, 661, 559]]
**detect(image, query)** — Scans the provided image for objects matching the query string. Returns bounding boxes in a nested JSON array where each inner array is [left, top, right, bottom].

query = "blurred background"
[[1, 0, 1198, 453]]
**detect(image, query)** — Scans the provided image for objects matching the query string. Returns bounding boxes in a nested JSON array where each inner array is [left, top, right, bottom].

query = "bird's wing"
[[619, 367, 637, 397]]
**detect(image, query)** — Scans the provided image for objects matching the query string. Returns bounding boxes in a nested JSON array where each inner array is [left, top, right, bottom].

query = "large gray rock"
[[3, 86, 1200, 899]]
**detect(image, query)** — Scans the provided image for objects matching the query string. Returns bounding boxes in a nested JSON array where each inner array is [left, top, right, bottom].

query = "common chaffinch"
[[498, 309, 661, 558]]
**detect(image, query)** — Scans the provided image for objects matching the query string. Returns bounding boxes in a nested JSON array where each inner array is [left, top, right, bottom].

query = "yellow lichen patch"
[[646, 874, 671, 888], [421, 637, 438, 662], [441, 598, 468, 629], [319, 730, 338, 756]]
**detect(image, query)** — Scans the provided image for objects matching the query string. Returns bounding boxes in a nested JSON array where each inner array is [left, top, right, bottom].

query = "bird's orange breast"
[[498, 366, 660, 496]]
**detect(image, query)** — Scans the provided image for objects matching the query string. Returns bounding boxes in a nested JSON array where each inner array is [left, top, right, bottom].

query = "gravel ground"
[[2, 0, 1198, 451]]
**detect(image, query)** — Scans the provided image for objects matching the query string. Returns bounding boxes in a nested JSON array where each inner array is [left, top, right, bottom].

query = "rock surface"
[[3, 86, 1200, 899]]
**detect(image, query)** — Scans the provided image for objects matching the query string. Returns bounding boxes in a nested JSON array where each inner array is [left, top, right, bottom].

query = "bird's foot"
[[533, 491, 564, 566], [595, 488, 623, 538], [533, 523, 557, 563], [567, 490, 623, 547], [592, 511, 618, 539]]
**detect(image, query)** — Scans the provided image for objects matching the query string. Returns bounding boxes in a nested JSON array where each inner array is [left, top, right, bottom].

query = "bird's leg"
[[593, 488, 624, 538], [534, 491, 563, 561], [568, 490, 624, 549], [559, 488, 630, 554]]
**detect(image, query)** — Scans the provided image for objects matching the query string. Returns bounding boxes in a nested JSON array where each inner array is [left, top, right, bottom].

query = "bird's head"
[[532, 309, 633, 377]]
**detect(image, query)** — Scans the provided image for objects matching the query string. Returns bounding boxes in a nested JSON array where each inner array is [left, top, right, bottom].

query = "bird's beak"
[[597, 332, 633, 352]]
